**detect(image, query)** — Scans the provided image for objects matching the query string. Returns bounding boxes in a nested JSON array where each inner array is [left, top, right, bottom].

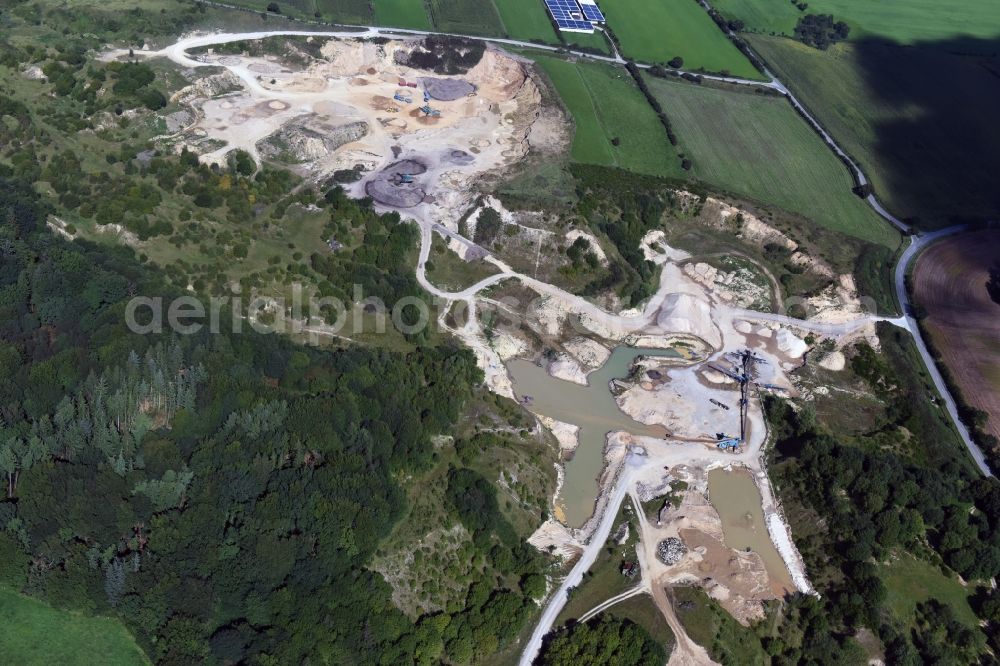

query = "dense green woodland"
[[0, 173, 549, 662], [762, 338, 1000, 663], [537, 615, 665, 666]]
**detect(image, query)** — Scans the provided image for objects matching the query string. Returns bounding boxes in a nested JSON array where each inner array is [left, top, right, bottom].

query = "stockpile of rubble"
[[656, 537, 687, 565]]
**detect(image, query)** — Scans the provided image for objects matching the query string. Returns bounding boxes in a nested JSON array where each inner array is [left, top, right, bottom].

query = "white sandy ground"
[[109, 31, 912, 665], [536, 415, 580, 455]]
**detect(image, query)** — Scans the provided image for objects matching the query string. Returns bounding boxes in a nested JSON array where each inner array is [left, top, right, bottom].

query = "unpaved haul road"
[[628, 492, 717, 666]]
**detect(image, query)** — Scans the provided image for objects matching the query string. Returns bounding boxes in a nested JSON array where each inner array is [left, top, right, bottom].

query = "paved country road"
[[894, 225, 993, 476]]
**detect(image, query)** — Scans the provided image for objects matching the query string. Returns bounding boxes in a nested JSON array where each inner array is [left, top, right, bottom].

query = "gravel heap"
[[656, 537, 687, 565]]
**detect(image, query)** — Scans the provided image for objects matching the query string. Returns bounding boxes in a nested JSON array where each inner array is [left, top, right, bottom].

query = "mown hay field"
[[599, 0, 762, 78], [374, 0, 432, 29], [427, 0, 504, 35], [493, 0, 558, 42], [532, 55, 681, 178], [645, 75, 896, 246]]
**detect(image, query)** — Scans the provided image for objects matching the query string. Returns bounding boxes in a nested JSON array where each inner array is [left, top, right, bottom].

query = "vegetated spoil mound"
[[257, 119, 368, 164], [913, 229, 1000, 442], [394, 36, 485, 75], [420, 77, 477, 101], [657, 537, 687, 565], [365, 159, 428, 208]]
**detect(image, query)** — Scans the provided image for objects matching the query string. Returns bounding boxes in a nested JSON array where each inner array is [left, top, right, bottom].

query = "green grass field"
[[880, 553, 979, 629], [644, 76, 896, 246], [599, 0, 762, 78], [428, 0, 504, 35], [374, 0, 432, 29], [712, 0, 1000, 44], [314, 0, 372, 23], [531, 56, 680, 177], [748, 34, 1000, 227], [0, 587, 148, 665], [493, 0, 558, 42]]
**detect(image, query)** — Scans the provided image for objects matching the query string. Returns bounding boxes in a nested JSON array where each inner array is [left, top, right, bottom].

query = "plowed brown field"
[[913, 230, 1000, 441]]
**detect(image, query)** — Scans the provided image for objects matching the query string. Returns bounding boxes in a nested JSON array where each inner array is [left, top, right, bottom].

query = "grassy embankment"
[[599, 0, 762, 78], [0, 587, 149, 666], [644, 76, 897, 247], [671, 586, 771, 664]]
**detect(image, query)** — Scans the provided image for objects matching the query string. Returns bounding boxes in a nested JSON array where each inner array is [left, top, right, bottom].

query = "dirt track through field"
[[913, 230, 1000, 442]]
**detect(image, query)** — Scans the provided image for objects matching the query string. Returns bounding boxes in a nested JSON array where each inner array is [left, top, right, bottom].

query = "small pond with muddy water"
[[507, 346, 680, 527], [708, 467, 794, 593]]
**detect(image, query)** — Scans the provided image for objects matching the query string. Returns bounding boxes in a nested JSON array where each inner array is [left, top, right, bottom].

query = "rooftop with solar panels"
[[544, 0, 605, 33]]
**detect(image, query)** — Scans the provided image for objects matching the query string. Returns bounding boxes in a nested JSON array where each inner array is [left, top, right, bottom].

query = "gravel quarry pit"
[[365, 159, 429, 208], [155, 36, 544, 223]]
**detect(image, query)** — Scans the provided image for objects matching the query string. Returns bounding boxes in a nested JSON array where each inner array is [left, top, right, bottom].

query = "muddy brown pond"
[[708, 467, 794, 593], [507, 346, 680, 527]]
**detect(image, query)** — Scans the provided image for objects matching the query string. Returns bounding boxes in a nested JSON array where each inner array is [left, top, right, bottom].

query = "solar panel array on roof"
[[577, 1, 605, 22], [544, 0, 596, 31]]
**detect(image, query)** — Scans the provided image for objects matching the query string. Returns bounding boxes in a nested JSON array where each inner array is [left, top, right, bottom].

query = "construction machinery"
[[423, 90, 431, 102], [715, 433, 741, 451], [393, 92, 412, 103], [708, 363, 746, 383], [419, 105, 441, 117], [385, 106, 399, 113], [395, 174, 414, 184]]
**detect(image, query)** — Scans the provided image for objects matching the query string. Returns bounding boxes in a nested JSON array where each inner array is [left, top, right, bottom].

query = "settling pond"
[[507, 346, 680, 527], [708, 467, 794, 593]]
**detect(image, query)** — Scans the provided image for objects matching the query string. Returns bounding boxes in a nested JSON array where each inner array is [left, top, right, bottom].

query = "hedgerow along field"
[[711, 0, 1000, 43], [598, 0, 762, 78], [0, 587, 149, 666], [644, 76, 897, 247], [531, 55, 682, 178], [374, 0, 432, 29], [748, 34, 1000, 227]]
